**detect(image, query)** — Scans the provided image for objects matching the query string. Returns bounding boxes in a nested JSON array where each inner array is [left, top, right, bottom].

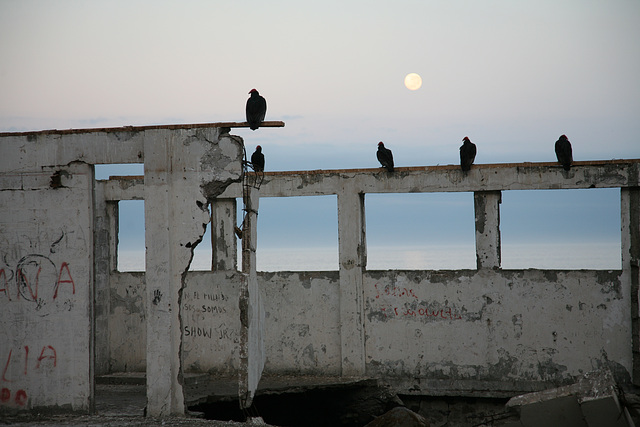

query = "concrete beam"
[[337, 187, 366, 376], [101, 176, 145, 201], [0, 122, 283, 171], [474, 191, 502, 269], [218, 159, 640, 198]]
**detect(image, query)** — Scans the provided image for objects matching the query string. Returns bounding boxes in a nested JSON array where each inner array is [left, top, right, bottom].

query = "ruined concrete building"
[[1, 124, 639, 425]]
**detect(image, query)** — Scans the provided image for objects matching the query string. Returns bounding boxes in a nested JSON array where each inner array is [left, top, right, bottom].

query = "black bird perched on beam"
[[246, 89, 267, 130], [377, 142, 394, 172], [459, 136, 476, 172], [555, 134, 573, 171], [251, 145, 264, 172]]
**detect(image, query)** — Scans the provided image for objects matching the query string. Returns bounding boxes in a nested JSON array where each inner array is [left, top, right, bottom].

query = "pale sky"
[[1, 1, 638, 266]]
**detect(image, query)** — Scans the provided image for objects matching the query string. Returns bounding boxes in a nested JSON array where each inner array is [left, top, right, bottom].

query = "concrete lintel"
[[474, 191, 502, 269], [337, 188, 366, 375], [100, 177, 145, 201], [217, 159, 640, 198]]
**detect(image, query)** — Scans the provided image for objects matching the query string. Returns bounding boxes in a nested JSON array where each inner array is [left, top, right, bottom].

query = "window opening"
[[366, 192, 475, 270], [500, 188, 621, 269], [252, 196, 338, 271], [117, 200, 145, 272], [95, 163, 143, 179]]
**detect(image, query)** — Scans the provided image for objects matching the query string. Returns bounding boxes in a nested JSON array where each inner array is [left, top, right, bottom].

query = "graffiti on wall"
[[182, 288, 238, 343], [1, 345, 57, 407], [0, 254, 76, 313], [370, 282, 463, 321]]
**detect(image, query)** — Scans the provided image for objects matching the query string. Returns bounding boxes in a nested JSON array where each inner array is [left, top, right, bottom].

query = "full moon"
[[404, 73, 422, 91]]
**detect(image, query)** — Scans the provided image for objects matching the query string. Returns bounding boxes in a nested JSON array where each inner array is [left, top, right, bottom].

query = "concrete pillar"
[[474, 191, 502, 269], [93, 183, 115, 376], [211, 198, 237, 271], [144, 131, 186, 416], [337, 188, 366, 376], [238, 186, 265, 408], [622, 187, 640, 384]]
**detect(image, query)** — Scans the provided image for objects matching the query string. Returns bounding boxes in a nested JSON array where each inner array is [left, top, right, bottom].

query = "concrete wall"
[[102, 161, 639, 398], [0, 161, 94, 411], [1, 124, 247, 415], [2, 123, 638, 415]]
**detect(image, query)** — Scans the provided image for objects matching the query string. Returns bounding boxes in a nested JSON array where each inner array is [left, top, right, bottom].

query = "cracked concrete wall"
[[1, 126, 244, 416], [142, 128, 242, 416]]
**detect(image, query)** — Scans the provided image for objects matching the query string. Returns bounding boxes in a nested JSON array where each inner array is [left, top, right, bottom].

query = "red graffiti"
[[53, 262, 75, 299], [1, 258, 76, 303], [36, 346, 57, 369], [374, 283, 418, 300], [380, 305, 462, 320], [14, 389, 27, 405], [2, 350, 12, 383], [1, 388, 27, 406], [2, 345, 57, 383]]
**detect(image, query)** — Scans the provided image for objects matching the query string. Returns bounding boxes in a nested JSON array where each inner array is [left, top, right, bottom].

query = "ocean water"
[[117, 241, 622, 272]]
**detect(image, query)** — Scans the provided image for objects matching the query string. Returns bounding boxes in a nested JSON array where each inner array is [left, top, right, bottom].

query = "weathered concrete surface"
[[181, 271, 242, 376], [218, 160, 640, 198], [474, 191, 501, 269], [622, 187, 640, 383], [0, 161, 94, 412], [101, 161, 639, 404], [338, 186, 367, 375], [143, 128, 243, 416], [365, 269, 630, 396], [238, 187, 265, 408], [3, 121, 638, 421], [1, 124, 246, 416], [211, 199, 238, 271], [505, 369, 634, 427], [260, 271, 342, 376], [108, 272, 146, 372]]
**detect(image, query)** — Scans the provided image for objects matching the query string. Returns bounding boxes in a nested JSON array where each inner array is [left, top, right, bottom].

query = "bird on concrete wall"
[[555, 134, 573, 171], [377, 141, 394, 172], [459, 136, 477, 172], [251, 145, 265, 172], [246, 89, 267, 130]]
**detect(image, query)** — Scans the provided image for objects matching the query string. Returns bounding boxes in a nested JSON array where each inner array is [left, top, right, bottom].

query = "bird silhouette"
[[555, 135, 573, 171], [377, 142, 394, 172], [246, 89, 267, 130], [460, 136, 477, 172], [251, 145, 265, 172]]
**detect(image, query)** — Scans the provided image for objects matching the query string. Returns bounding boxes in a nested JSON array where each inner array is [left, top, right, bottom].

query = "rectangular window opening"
[[117, 200, 145, 272], [95, 163, 144, 180], [242, 195, 339, 272], [500, 188, 621, 270], [365, 193, 476, 270]]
